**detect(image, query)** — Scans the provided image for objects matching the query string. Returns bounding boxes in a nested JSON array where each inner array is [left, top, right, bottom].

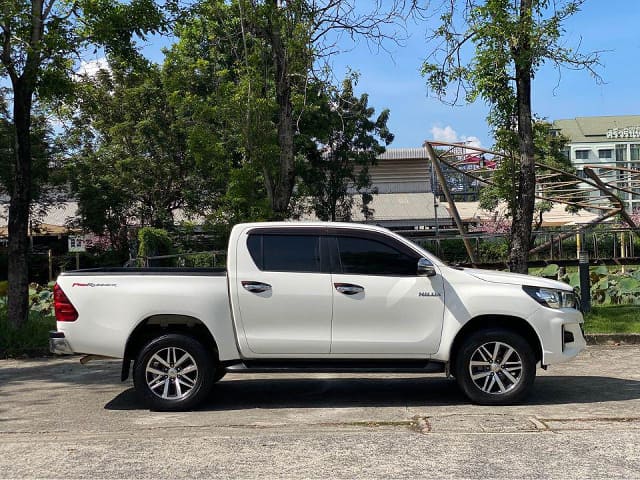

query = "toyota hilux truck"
[[50, 222, 585, 411]]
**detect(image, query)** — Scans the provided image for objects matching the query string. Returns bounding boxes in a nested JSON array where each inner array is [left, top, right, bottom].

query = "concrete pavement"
[[1, 345, 639, 478]]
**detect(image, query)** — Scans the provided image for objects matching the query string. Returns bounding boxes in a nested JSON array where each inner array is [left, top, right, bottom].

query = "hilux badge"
[[419, 291, 441, 297]]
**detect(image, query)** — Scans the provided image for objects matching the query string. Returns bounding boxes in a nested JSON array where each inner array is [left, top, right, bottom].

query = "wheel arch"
[[449, 314, 543, 370], [121, 314, 219, 381]]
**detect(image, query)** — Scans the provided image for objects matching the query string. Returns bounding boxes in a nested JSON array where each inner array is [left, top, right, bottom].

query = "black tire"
[[454, 328, 536, 405], [133, 333, 218, 411]]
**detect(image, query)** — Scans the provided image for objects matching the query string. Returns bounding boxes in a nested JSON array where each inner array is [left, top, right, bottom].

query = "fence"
[[415, 227, 640, 267]]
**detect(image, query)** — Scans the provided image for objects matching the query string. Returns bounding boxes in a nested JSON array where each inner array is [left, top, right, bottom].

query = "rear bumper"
[[49, 331, 74, 355]]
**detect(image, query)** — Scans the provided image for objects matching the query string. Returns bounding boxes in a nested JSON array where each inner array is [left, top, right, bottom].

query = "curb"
[[585, 334, 640, 345]]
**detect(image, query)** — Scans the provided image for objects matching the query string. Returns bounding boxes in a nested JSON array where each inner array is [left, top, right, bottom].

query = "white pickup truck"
[[50, 222, 585, 410]]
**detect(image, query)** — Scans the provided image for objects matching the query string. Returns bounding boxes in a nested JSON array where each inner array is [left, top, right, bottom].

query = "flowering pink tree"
[[471, 215, 512, 234]]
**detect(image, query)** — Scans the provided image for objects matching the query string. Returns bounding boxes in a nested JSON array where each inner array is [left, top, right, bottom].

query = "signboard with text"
[[68, 235, 87, 253]]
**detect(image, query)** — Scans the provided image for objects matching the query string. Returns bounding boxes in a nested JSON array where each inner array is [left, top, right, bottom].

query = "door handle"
[[334, 283, 364, 295], [242, 281, 272, 293]]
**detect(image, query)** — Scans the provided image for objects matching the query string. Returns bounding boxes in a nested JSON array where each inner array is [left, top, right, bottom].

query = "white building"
[[553, 115, 640, 212]]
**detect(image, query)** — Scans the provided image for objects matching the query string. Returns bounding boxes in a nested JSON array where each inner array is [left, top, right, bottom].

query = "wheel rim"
[[468, 341, 523, 395], [145, 347, 198, 400]]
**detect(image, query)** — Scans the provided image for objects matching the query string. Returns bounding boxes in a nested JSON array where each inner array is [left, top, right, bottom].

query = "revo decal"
[[72, 282, 117, 287]]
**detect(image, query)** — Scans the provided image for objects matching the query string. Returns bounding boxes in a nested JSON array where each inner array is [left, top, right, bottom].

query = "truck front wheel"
[[454, 329, 536, 405], [133, 334, 216, 411]]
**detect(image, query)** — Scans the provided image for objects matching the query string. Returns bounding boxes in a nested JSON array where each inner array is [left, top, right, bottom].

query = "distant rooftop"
[[377, 147, 428, 160], [553, 115, 640, 143]]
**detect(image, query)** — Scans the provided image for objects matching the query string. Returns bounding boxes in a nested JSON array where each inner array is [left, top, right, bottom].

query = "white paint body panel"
[[56, 221, 585, 367], [330, 271, 445, 354], [55, 274, 240, 361]]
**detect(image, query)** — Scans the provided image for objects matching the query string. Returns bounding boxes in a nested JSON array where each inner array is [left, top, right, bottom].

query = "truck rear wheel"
[[454, 328, 536, 405], [133, 333, 217, 411]]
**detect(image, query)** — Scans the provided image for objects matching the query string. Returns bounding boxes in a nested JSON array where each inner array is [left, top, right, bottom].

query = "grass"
[[584, 305, 640, 334], [0, 303, 56, 357]]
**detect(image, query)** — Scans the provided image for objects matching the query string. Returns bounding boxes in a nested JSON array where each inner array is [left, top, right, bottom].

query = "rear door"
[[234, 228, 333, 354], [330, 231, 445, 355]]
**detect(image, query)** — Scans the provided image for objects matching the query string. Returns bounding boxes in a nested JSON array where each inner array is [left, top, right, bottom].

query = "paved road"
[[1, 346, 639, 479]]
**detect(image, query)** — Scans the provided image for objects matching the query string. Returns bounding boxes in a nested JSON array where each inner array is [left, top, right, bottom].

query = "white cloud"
[[430, 125, 459, 143], [430, 125, 482, 148], [74, 58, 110, 79]]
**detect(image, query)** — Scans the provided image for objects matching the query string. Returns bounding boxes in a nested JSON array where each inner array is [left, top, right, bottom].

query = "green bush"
[[438, 239, 469, 263], [179, 252, 226, 268], [0, 302, 55, 357], [478, 239, 509, 262], [137, 227, 176, 267]]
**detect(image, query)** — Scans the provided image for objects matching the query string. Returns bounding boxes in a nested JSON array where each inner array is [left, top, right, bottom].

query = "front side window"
[[337, 236, 418, 276], [247, 234, 321, 273]]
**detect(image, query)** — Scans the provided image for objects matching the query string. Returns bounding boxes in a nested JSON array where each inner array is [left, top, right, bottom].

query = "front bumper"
[[528, 308, 586, 365], [49, 331, 74, 355]]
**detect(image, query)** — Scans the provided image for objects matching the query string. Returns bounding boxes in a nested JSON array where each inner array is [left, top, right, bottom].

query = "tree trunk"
[[268, 3, 296, 220], [508, 0, 535, 274], [7, 83, 33, 329]]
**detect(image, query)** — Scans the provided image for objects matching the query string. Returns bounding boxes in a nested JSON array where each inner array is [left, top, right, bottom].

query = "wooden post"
[[48, 249, 53, 283]]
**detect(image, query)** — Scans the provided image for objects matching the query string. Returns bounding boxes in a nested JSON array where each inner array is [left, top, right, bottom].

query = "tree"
[[232, 0, 408, 218], [65, 59, 229, 248], [422, 0, 600, 273], [1, 0, 165, 328], [163, 0, 406, 221], [297, 74, 394, 221]]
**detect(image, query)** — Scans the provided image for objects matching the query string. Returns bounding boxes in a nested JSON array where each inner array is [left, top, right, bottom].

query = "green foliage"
[[582, 267, 640, 306], [0, 285, 56, 357], [296, 74, 394, 221], [179, 252, 226, 268], [65, 60, 229, 243], [532, 265, 640, 306], [422, 1, 598, 128], [137, 227, 175, 265], [28, 283, 54, 316], [538, 263, 559, 277], [478, 239, 509, 262], [423, 0, 599, 272]]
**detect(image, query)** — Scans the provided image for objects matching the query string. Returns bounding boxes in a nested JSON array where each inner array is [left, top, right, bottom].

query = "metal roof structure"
[[376, 147, 429, 160], [423, 140, 639, 263]]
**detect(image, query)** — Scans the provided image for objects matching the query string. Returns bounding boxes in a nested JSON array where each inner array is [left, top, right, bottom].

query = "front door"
[[330, 234, 445, 355]]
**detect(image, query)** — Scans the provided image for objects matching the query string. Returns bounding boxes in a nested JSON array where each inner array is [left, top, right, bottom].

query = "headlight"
[[523, 286, 577, 309]]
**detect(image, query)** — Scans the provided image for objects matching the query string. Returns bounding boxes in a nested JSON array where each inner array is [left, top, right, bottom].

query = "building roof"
[[299, 192, 451, 226], [553, 115, 640, 143], [377, 147, 428, 160], [449, 201, 605, 227], [0, 202, 80, 236]]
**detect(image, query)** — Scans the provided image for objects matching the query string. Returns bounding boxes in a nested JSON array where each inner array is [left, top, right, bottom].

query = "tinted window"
[[247, 234, 262, 268], [337, 236, 418, 275], [247, 234, 321, 273]]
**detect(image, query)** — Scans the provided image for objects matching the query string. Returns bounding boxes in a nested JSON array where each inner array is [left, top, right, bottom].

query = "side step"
[[223, 360, 445, 374]]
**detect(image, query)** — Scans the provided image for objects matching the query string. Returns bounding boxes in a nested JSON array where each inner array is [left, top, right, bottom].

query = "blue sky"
[[127, 0, 640, 149], [325, 0, 640, 148]]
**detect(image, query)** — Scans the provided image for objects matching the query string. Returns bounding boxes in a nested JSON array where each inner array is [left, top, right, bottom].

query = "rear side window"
[[247, 234, 322, 273], [337, 236, 418, 276]]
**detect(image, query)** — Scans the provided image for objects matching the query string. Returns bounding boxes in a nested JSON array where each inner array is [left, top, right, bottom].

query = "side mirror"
[[417, 258, 437, 277]]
